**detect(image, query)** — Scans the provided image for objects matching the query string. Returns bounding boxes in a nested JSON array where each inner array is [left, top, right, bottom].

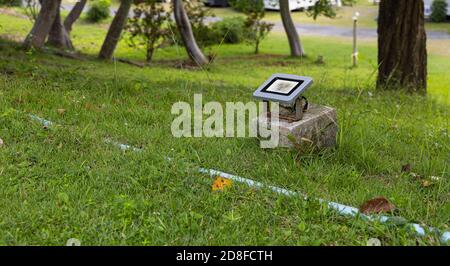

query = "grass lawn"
[[0, 8, 449, 246]]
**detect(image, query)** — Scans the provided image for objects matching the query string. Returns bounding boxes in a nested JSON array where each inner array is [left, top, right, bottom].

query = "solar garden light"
[[253, 74, 338, 149], [253, 73, 313, 121]]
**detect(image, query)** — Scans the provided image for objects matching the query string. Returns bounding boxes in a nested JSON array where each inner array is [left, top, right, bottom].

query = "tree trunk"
[[377, 0, 427, 93], [64, 0, 87, 33], [279, 0, 304, 57], [23, 0, 60, 49], [173, 0, 208, 66], [98, 0, 133, 60], [47, 0, 74, 50]]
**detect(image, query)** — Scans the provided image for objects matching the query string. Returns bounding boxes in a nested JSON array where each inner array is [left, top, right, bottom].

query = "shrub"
[[125, 0, 172, 62], [229, 0, 261, 12], [229, 0, 273, 54], [211, 16, 247, 44], [0, 0, 22, 6], [86, 0, 111, 23], [431, 0, 448, 22]]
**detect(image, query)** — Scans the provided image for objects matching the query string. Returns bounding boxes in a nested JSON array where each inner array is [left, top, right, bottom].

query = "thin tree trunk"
[[98, 0, 133, 60], [173, 0, 208, 66], [279, 0, 304, 57], [377, 0, 427, 93], [64, 0, 87, 33], [23, 0, 60, 49], [47, 0, 74, 50]]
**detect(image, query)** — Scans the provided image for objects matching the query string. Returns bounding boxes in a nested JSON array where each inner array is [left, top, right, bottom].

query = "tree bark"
[[47, 0, 74, 50], [279, 0, 304, 57], [173, 0, 209, 66], [64, 0, 87, 33], [23, 0, 60, 49], [98, 0, 133, 60], [377, 0, 427, 93]]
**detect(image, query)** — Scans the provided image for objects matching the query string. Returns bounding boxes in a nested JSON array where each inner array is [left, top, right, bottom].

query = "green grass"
[[0, 9, 449, 245]]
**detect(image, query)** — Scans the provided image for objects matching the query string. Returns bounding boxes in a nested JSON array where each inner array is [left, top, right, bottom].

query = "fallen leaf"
[[212, 176, 232, 192], [57, 108, 66, 115], [401, 163, 411, 173], [359, 196, 396, 214], [0, 138, 3, 147], [421, 179, 434, 188]]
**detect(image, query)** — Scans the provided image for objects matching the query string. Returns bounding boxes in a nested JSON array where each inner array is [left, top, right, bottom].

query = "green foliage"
[[125, 0, 172, 62], [229, 0, 264, 13], [0, 0, 21, 6], [341, 0, 357, 6], [431, 0, 448, 23], [174, 0, 218, 47], [307, 0, 337, 20], [229, 0, 273, 54], [211, 16, 247, 44], [86, 0, 111, 23]]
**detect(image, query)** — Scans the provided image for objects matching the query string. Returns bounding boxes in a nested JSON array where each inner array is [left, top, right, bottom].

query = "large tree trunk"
[[64, 0, 87, 33], [23, 0, 60, 49], [47, 0, 74, 50], [279, 0, 304, 57], [98, 0, 133, 60], [173, 0, 208, 66], [377, 0, 427, 93]]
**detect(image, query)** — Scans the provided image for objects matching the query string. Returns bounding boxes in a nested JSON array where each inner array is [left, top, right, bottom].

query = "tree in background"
[[377, 0, 427, 93], [230, 0, 273, 54], [279, 0, 304, 57], [98, 0, 133, 60], [280, 0, 356, 57], [47, 0, 74, 49], [173, 0, 209, 66], [125, 0, 171, 62], [431, 0, 448, 22], [64, 0, 88, 33], [23, 0, 60, 49], [23, 0, 84, 50], [181, 0, 215, 47]]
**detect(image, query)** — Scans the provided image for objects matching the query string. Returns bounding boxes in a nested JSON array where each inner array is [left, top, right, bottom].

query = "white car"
[[263, 0, 342, 11]]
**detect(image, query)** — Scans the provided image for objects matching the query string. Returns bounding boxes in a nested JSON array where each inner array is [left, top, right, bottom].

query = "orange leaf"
[[212, 176, 232, 192], [359, 196, 396, 214]]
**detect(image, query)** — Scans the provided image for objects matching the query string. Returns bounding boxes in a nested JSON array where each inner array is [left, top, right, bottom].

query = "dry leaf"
[[359, 196, 396, 214], [212, 176, 232, 192], [401, 163, 411, 173], [57, 108, 66, 115], [0, 138, 3, 147], [421, 179, 434, 188]]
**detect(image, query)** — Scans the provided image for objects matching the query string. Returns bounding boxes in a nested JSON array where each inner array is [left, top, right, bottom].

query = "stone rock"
[[255, 104, 338, 149]]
